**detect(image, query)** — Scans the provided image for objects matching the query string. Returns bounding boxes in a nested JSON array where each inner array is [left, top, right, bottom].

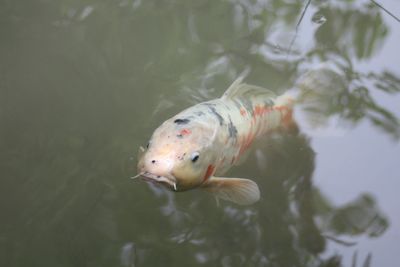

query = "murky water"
[[1, 0, 399, 266]]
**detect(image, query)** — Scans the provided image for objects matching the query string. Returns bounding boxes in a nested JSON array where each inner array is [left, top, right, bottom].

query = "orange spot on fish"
[[251, 105, 272, 126], [281, 108, 298, 133], [272, 106, 297, 133], [282, 109, 292, 125], [273, 106, 292, 125], [240, 108, 247, 116], [203, 164, 215, 182], [179, 128, 191, 136], [274, 106, 283, 111], [237, 104, 295, 159], [254, 105, 264, 116]]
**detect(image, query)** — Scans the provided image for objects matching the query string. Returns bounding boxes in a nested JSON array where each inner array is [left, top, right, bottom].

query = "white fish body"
[[137, 78, 296, 205]]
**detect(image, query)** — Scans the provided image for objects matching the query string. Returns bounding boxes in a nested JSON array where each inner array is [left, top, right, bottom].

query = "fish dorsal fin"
[[202, 176, 260, 205], [221, 77, 244, 99], [222, 78, 276, 100]]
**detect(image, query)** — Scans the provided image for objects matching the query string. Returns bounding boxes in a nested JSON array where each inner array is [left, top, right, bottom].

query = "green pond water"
[[1, 0, 399, 266]]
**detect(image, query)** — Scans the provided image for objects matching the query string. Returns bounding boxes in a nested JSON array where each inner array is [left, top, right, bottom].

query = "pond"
[[0, 0, 399, 266]]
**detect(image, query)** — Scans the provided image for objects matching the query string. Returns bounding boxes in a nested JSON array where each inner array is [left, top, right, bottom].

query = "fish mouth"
[[137, 172, 178, 191]]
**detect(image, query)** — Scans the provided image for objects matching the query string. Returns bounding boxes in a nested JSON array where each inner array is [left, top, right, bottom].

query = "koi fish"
[[136, 77, 298, 205]]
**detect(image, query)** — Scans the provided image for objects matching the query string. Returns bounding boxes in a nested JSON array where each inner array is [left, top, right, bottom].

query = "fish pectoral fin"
[[202, 177, 260, 205]]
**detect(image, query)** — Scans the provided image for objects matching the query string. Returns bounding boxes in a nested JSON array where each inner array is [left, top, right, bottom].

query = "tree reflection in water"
[[0, 0, 399, 266], [117, 132, 389, 267]]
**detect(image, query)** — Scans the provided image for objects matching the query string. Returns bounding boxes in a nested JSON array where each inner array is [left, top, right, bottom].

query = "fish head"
[[137, 117, 217, 191]]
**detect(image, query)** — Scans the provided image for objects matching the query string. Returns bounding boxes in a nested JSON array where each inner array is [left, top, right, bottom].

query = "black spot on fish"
[[174, 118, 190, 125], [195, 111, 205, 116], [264, 99, 274, 106], [204, 104, 224, 126], [177, 134, 183, 138], [241, 98, 254, 116], [227, 116, 238, 138]]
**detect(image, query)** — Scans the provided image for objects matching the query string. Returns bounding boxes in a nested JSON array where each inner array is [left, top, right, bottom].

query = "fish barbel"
[[136, 77, 299, 205]]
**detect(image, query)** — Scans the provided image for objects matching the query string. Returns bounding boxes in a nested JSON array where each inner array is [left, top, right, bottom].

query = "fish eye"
[[190, 152, 200, 162]]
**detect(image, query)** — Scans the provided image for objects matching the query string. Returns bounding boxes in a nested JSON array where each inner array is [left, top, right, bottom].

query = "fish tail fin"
[[275, 92, 296, 109], [201, 177, 260, 205], [293, 64, 348, 127]]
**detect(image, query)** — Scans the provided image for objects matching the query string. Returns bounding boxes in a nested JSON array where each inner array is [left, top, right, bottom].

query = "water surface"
[[1, 0, 399, 266]]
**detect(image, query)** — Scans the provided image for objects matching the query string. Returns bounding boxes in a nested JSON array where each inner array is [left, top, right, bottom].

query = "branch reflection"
[[1, 0, 398, 266]]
